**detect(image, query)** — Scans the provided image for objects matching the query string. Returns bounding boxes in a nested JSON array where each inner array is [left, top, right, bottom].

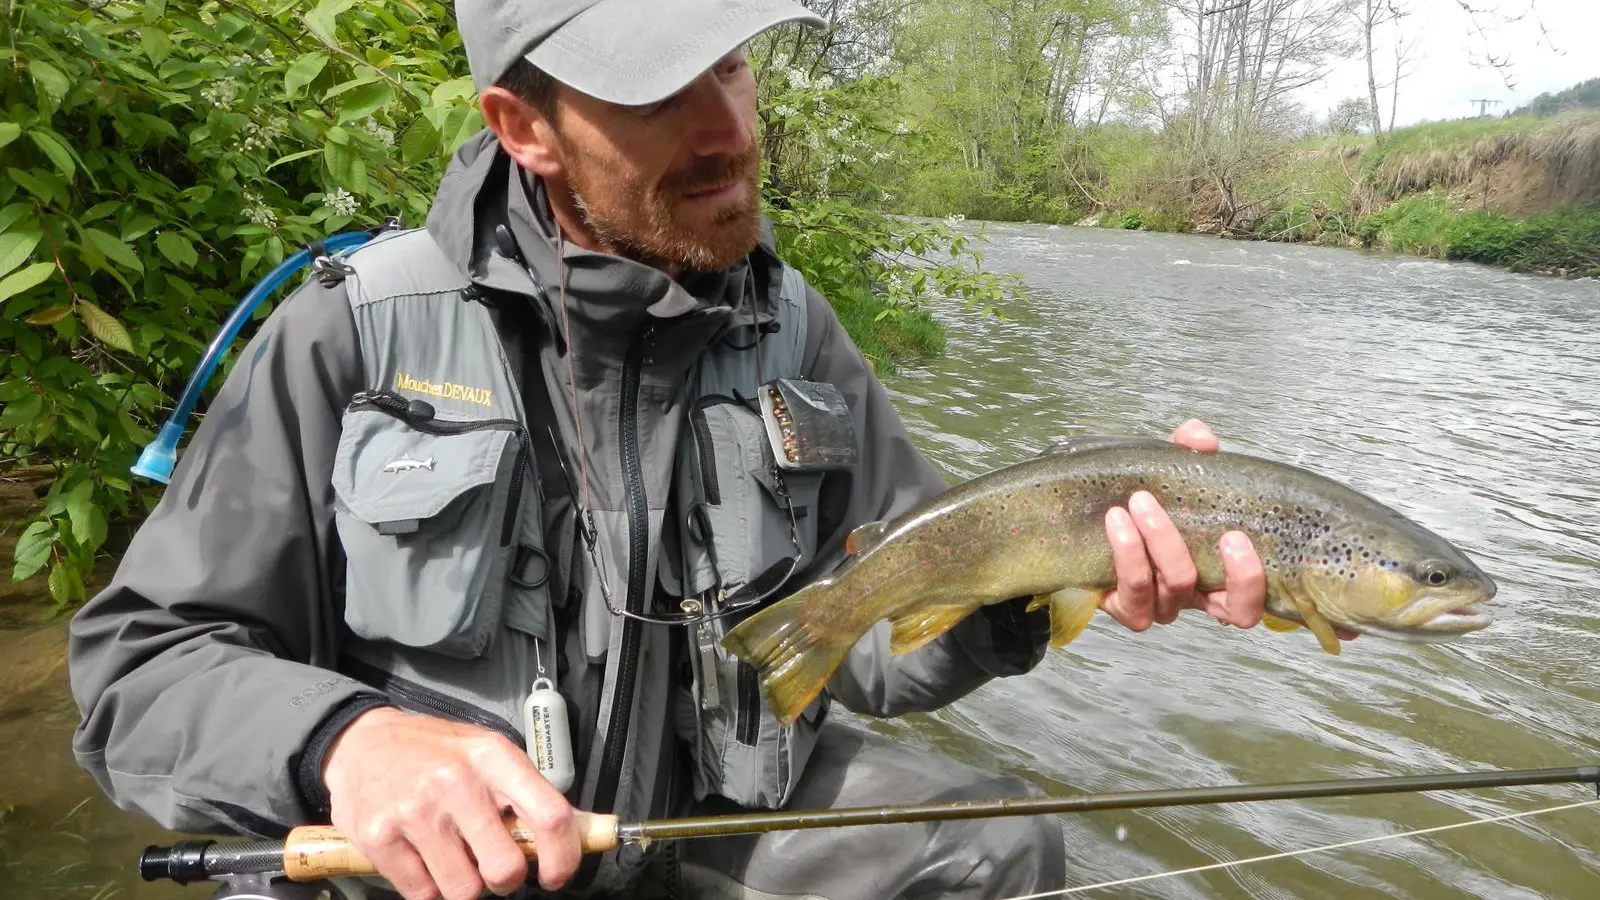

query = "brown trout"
[[721, 436, 1497, 726]]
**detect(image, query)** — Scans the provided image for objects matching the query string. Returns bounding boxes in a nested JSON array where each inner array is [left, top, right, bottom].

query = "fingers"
[[410, 812, 486, 900], [339, 808, 436, 900], [1129, 492, 1196, 625], [487, 743, 582, 891], [452, 793, 530, 897], [1168, 418, 1219, 453], [1102, 505, 1154, 631], [1217, 530, 1266, 629]]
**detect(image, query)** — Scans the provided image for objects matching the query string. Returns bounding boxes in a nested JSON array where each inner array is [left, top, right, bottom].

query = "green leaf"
[[347, 155, 368, 194], [66, 482, 98, 546], [79, 200, 121, 223], [156, 231, 198, 268], [447, 108, 485, 154], [78, 300, 134, 352], [144, 0, 167, 24], [0, 262, 55, 304], [48, 560, 73, 606], [141, 29, 172, 65], [324, 140, 355, 184], [13, 521, 54, 582], [285, 51, 328, 98], [0, 123, 19, 150], [0, 390, 41, 429], [322, 73, 381, 102], [79, 505, 109, 550], [29, 61, 69, 117], [325, 125, 350, 145], [0, 229, 42, 279], [28, 130, 75, 181], [9, 167, 64, 205], [399, 116, 439, 164], [266, 147, 321, 171], [431, 77, 476, 108], [336, 81, 394, 124], [0, 203, 31, 234], [25, 304, 73, 326], [304, 0, 357, 45], [83, 228, 144, 274]]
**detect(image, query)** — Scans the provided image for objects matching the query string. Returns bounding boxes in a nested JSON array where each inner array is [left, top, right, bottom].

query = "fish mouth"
[[1347, 602, 1494, 643]]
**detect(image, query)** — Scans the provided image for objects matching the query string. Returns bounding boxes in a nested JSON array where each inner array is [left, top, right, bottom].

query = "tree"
[[1328, 97, 1375, 134]]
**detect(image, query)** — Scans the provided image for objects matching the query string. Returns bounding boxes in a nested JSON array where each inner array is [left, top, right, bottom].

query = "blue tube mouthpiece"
[[130, 229, 381, 484]]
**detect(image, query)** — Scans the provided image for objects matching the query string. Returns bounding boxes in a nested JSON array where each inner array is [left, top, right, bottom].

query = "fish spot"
[[1048, 513, 1059, 523], [1061, 536, 1071, 544]]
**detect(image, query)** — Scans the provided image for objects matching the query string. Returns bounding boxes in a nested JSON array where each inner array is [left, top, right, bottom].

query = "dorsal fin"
[[845, 520, 888, 555], [1038, 435, 1170, 457]]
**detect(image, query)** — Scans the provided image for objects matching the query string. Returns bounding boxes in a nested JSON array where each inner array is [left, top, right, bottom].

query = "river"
[[1, 223, 1597, 898]]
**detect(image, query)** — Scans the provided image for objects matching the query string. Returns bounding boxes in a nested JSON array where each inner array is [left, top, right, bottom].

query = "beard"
[[558, 136, 763, 272]]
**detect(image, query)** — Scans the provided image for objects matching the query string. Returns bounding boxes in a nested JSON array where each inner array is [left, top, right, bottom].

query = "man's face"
[[546, 50, 762, 271]]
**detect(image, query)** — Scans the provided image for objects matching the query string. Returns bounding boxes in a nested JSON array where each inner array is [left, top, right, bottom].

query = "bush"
[[2, 0, 1013, 612]]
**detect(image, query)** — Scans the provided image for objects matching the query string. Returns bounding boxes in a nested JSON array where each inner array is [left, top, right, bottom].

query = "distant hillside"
[[1511, 78, 1600, 118]]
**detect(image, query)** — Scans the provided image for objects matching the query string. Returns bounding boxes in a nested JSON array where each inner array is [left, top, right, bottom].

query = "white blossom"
[[358, 117, 395, 146], [773, 104, 798, 118], [200, 77, 241, 110], [893, 122, 909, 135], [324, 188, 359, 217], [871, 150, 891, 163], [784, 67, 811, 89], [242, 191, 277, 228]]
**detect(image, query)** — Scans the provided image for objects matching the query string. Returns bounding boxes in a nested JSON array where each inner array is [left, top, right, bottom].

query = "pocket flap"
[[332, 407, 518, 525]]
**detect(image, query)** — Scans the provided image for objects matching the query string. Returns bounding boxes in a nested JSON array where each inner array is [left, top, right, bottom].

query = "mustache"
[[661, 146, 760, 194]]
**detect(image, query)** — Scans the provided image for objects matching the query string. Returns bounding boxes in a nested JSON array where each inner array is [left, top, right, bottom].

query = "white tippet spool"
[[523, 677, 576, 793]]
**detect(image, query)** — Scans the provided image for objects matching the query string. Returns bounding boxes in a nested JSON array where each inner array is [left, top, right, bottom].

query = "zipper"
[[574, 326, 652, 890], [350, 390, 530, 546], [341, 655, 524, 747], [736, 661, 760, 745], [688, 395, 740, 505]]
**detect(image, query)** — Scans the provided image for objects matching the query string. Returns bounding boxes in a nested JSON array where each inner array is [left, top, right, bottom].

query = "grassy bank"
[[1093, 112, 1600, 277]]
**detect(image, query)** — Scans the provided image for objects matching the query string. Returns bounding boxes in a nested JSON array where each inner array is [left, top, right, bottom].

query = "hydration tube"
[[131, 228, 384, 484]]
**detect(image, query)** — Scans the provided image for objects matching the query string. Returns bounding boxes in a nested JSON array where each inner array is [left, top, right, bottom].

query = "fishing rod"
[[139, 765, 1599, 886]]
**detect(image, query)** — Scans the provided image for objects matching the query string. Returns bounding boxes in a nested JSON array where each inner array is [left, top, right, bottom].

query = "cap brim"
[[526, 0, 826, 107]]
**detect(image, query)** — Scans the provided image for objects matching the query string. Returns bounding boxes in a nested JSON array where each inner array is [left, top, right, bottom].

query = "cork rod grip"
[[281, 812, 621, 881]]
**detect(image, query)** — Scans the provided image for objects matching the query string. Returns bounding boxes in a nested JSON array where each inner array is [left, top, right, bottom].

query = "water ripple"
[[879, 223, 1600, 898]]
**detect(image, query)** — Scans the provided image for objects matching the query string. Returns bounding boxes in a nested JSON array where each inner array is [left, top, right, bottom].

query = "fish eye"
[[1420, 563, 1451, 587]]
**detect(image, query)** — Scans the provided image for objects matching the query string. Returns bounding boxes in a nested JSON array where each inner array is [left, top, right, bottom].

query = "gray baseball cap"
[[456, 0, 827, 105]]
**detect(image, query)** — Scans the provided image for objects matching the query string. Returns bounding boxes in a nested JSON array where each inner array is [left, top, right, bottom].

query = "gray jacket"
[[66, 130, 1050, 894]]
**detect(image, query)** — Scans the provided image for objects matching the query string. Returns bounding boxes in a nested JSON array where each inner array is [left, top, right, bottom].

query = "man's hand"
[[1099, 418, 1267, 633], [322, 707, 581, 900]]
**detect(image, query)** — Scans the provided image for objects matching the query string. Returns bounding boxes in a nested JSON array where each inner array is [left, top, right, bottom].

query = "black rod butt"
[[139, 840, 214, 884]]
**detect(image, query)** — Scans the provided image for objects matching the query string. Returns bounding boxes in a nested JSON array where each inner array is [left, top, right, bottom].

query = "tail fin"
[[721, 589, 852, 727]]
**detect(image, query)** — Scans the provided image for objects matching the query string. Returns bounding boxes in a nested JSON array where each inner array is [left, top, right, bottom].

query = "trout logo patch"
[[394, 372, 494, 407], [383, 456, 436, 474]]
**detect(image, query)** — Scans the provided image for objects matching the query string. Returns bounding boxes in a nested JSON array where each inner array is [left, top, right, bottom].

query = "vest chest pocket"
[[331, 396, 530, 660], [672, 395, 833, 809]]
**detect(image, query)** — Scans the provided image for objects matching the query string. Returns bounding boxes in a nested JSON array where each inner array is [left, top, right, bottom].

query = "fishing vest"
[[320, 227, 834, 840]]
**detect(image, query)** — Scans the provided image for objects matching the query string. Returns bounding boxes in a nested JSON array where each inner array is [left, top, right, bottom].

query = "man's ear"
[[480, 87, 563, 178]]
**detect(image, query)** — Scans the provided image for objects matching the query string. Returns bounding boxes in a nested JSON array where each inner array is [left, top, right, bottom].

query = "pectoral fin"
[[1284, 594, 1343, 655], [846, 520, 889, 555], [888, 603, 982, 654], [1260, 613, 1303, 633], [1029, 588, 1101, 649], [1267, 574, 1342, 655]]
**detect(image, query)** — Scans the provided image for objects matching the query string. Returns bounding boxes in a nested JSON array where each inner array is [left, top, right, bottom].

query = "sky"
[[1297, 0, 1600, 127]]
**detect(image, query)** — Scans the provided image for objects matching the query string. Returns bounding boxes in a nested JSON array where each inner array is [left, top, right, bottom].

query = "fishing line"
[[1000, 797, 1600, 899]]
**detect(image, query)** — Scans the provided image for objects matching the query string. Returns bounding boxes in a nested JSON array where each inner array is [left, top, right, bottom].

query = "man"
[[66, 1, 1268, 898]]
